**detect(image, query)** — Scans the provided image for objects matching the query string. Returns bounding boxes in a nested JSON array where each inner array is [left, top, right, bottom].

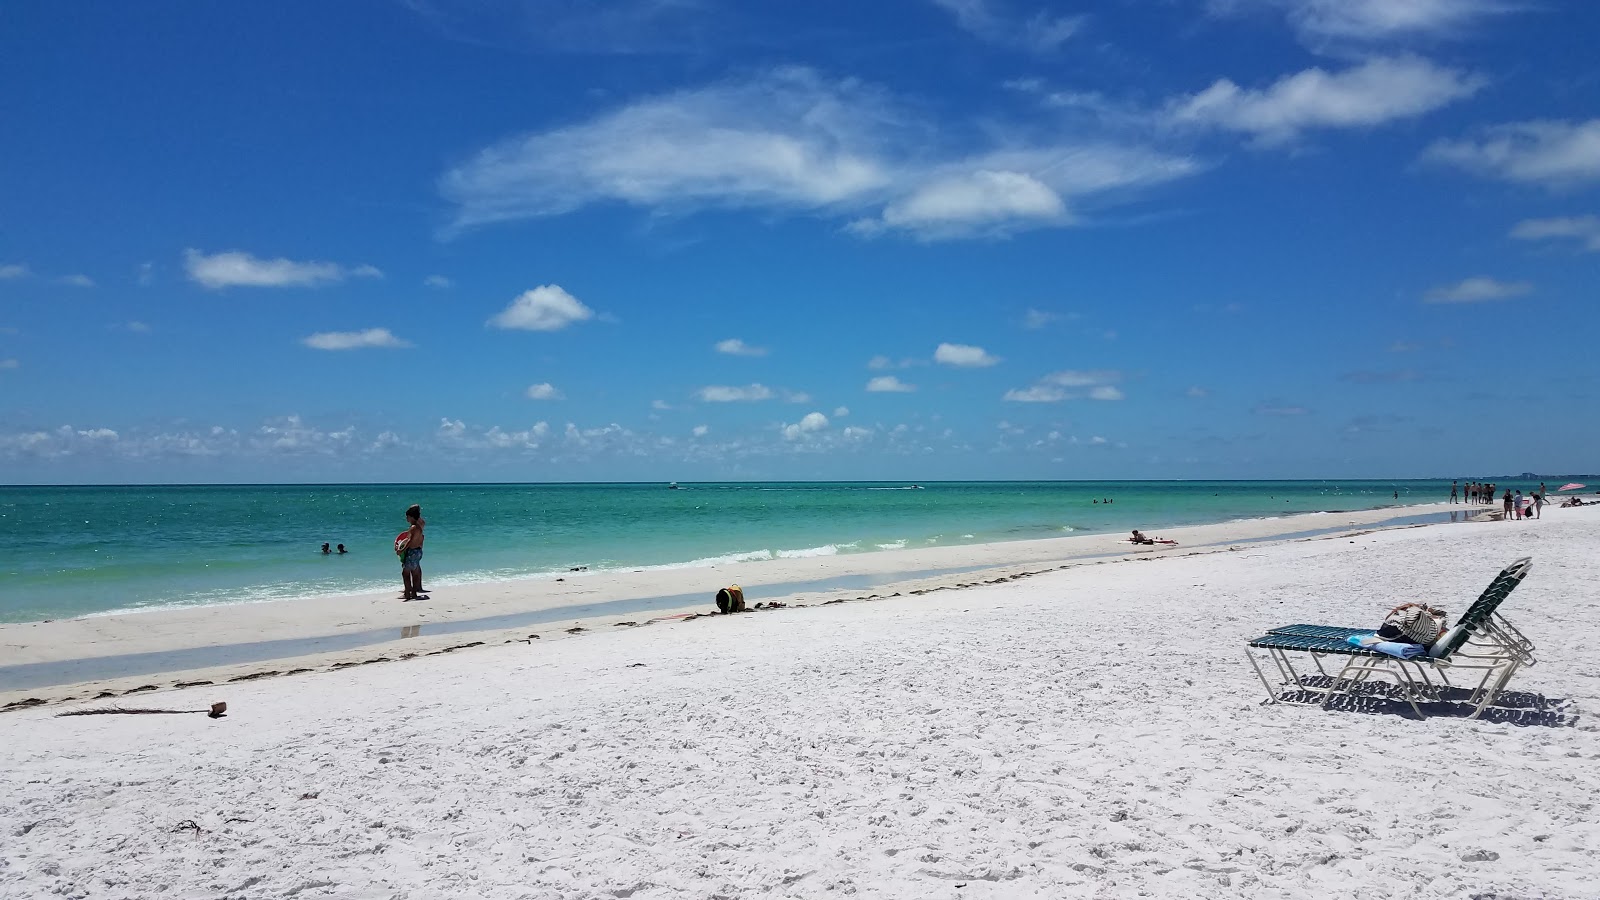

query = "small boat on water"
[[667, 482, 679, 490]]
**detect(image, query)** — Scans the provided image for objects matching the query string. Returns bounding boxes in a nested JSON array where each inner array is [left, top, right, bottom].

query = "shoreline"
[[0, 501, 1481, 705]]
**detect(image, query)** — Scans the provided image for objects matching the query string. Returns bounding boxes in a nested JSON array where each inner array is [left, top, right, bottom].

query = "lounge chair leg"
[[1245, 650, 1280, 704]]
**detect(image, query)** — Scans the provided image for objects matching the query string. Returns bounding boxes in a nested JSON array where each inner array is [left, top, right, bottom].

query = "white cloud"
[[137, 262, 155, 285], [1426, 119, 1600, 187], [424, 275, 453, 289], [1424, 277, 1532, 304], [697, 383, 774, 402], [781, 411, 830, 440], [1510, 215, 1600, 251], [1004, 369, 1122, 402], [867, 375, 917, 393], [0, 359, 18, 370], [488, 284, 595, 331], [852, 145, 1199, 239], [0, 263, 28, 280], [58, 274, 95, 288], [934, 342, 1000, 367], [442, 69, 892, 230], [928, 0, 1085, 54], [301, 328, 412, 350], [833, 406, 850, 417], [1002, 385, 1066, 403], [184, 249, 382, 289], [715, 338, 768, 357], [651, 399, 674, 411], [1254, 402, 1310, 416], [868, 170, 1066, 238], [692, 425, 709, 437], [123, 321, 152, 334], [525, 382, 563, 400], [1186, 386, 1210, 398], [442, 68, 1200, 242], [868, 354, 924, 370], [1268, 0, 1521, 42], [1170, 56, 1481, 145]]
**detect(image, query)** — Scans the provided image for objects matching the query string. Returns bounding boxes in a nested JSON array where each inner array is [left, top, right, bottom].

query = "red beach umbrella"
[[1558, 483, 1587, 491]]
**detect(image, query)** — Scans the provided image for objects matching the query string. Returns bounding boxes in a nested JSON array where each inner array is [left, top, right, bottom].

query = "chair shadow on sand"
[[1275, 675, 1579, 727]]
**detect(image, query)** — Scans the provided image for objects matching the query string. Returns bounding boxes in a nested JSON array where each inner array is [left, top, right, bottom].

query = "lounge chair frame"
[[1245, 557, 1534, 718]]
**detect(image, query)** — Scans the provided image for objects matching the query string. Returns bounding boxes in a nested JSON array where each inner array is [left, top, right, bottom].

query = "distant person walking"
[[397, 504, 426, 601], [1450, 481, 1459, 503]]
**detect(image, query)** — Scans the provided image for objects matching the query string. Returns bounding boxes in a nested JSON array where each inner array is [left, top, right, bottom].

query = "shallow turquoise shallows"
[[0, 480, 1504, 623]]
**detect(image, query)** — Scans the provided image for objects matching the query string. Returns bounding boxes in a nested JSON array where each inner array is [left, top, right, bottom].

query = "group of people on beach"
[[1450, 481, 1505, 505], [1450, 480, 1550, 520]]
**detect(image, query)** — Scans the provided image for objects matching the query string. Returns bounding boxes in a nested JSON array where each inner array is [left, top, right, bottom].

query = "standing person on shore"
[[1450, 481, 1459, 503], [1534, 489, 1546, 519], [1502, 489, 1514, 519], [398, 504, 426, 601]]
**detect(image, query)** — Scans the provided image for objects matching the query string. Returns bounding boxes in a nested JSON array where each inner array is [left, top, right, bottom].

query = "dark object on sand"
[[715, 584, 747, 614], [58, 700, 228, 719]]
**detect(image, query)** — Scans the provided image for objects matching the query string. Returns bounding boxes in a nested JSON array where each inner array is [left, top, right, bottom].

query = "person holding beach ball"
[[396, 504, 426, 600]]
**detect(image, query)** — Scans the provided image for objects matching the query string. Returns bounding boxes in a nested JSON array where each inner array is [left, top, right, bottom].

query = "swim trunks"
[[401, 547, 423, 571]]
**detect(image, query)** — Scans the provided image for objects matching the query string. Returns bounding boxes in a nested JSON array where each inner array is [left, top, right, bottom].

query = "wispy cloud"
[[525, 382, 563, 400], [1254, 401, 1310, 416], [692, 424, 709, 437], [1004, 369, 1123, 402], [1214, 0, 1521, 44], [715, 338, 768, 357], [1022, 308, 1062, 329], [424, 275, 453, 289], [301, 328, 412, 350], [928, 0, 1085, 53], [934, 342, 1000, 367], [1510, 215, 1600, 251], [1425, 119, 1600, 187], [696, 383, 775, 402], [1186, 386, 1210, 398], [185, 249, 382, 289], [0, 263, 28, 280], [58, 274, 95, 288], [1169, 56, 1481, 145], [403, 0, 715, 55], [1340, 369, 1423, 384], [1424, 277, 1532, 304], [866, 375, 917, 393], [0, 358, 18, 370], [488, 285, 596, 331], [121, 321, 152, 334], [442, 68, 1199, 241]]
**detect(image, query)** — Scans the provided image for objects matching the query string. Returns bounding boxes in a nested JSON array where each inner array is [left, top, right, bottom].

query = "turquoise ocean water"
[[0, 480, 1511, 624]]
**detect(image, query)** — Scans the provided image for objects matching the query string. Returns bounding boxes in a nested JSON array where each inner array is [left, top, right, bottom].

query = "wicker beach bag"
[[1379, 602, 1449, 645]]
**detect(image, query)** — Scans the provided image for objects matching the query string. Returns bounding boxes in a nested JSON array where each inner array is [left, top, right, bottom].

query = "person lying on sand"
[[1129, 530, 1177, 546]]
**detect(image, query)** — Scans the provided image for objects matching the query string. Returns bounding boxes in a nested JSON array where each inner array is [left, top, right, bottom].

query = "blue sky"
[[2, 0, 1597, 483]]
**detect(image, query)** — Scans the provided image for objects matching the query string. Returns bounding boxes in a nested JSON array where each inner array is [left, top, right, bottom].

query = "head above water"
[[406, 504, 421, 522]]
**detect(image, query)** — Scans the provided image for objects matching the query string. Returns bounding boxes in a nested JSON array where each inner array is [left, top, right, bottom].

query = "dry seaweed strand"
[[58, 702, 227, 718]]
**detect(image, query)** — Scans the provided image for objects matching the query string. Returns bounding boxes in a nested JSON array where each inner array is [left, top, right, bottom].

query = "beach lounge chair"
[[1244, 557, 1534, 718]]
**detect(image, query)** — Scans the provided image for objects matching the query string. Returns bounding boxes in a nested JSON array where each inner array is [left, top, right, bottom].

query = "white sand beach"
[[2, 504, 1598, 898], [1, 502, 1471, 704]]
